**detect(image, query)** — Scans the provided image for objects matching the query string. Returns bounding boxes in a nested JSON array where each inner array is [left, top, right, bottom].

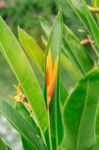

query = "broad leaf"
[[0, 138, 9, 150], [0, 17, 48, 132], [16, 103, 40, 135], [61, 53, 82, 81], [95, 136, 99, 150], [18, 28, 45, 74], [63, 68, 99, 149], [0, 98, 47, 150], [95, 104, 99, 149], [96, 105, 99, 137], [22, 138, 33, 150], [16, 103, 41, 150]]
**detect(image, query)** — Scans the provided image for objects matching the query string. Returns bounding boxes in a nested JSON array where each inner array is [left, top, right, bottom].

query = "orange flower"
[[46, 50, 59, 110]]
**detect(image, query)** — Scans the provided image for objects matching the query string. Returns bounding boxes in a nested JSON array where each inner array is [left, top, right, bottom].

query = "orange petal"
[[48, 56, 59, 98], [46, 50, 52, 86]]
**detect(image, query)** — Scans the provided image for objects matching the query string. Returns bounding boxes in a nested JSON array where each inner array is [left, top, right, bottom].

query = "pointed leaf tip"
[[56, 9, 62, 21]]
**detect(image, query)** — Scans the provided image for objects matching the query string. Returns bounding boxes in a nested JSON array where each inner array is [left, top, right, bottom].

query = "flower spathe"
[[46, 50, 59, 110]]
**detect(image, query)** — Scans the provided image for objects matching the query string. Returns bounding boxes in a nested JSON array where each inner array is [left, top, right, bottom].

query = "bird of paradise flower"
[[46, 50, 59, 110]]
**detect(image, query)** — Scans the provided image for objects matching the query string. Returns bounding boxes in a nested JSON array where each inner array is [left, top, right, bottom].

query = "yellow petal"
[[9, 95, 20, 103], [17, 83, 22, 97], [13, 83, 22, 97]]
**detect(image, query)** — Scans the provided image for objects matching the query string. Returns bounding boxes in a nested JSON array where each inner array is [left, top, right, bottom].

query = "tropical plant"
[[0, 0, 99, 150]]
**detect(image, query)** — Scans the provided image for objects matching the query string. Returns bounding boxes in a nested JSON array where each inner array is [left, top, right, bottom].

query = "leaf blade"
[[18, 28, 45, 74], [63, 25, 93, 73], [63, 68, 99, 149], [81, 0, 99, 50], [0, 17, 48, 131], [0, 98, 47, 150], [0, 138, 9, 150]]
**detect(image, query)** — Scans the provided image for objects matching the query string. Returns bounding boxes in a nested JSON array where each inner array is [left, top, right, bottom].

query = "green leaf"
[[45, 9, 63, 149], [61, 53, 82, 82], [60, 81, 68, 107], [0, 17, 48, 132], [40, 17, 51, 37], [96, 105, 99, 137], [0, 138, 9, 150], [16, 103, 41, 150], [65, 0, 90, 31], [81, 0, 99, 50], [21, 138, 34, 150], [93, 0, 99, 7], [95, 136, 99, 150], [63, 68, 99, 149], [93, 0, 99, 25], [96, 104, 99, 149], [18, 27, 45, 74], [66, 0, 99, 52], [16, 103, 40, 135], [0, 98, 47, 150], [63, 25, 93, 73]]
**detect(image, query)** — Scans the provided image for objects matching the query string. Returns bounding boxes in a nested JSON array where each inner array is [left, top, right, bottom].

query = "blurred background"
[[0, 0, 91, 149]]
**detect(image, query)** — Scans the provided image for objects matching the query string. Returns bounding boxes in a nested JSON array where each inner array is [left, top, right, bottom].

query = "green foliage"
[[0, 16, 48, 132], [0, 0, 99, 150], [0, 138, 10, 150], [18, 27, 45, 74], [63, 68, 99, 149], [0, 97, 46, 150]]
